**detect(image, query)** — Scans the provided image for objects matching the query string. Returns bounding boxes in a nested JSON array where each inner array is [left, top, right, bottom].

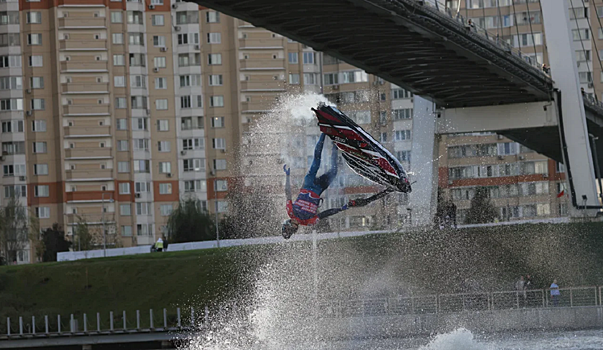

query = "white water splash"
[[420, 329, 490, 350]]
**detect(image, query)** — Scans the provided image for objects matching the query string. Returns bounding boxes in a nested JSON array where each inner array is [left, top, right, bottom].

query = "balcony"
[[63, 105, 110, 116], [66, 213, 115, 225], [239, 59, 285, 70], [59, 17, 106, 28], [62, 83, 109, 94], [240, 81, 286, 91], [241, 101, 273, 113], [65, 169, 113, 180], [61, 61, 108, 72], [59, 40, 107, 51], [64, 126, 111, 137], [64, 148, 112, 159], [239, 38, 283, 49]]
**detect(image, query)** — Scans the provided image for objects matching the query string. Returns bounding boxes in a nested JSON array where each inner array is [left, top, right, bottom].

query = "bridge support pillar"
[[409, 96, 439, 227], [542, 1, 601, 214]]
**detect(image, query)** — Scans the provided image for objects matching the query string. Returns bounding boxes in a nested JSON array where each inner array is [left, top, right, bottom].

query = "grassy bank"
[[2, 222, 603, 328]]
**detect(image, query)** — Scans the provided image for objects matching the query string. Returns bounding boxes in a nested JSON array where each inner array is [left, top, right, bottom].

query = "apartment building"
[[435, 0, 580, 223]]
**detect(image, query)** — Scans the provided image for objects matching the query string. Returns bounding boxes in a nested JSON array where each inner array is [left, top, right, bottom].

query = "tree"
[[0, 195, 31, 264], [464, 187, 498, 224], [41, 224, 71, 262], [74, 219, 96, 251], [167, 199, 216, 243]]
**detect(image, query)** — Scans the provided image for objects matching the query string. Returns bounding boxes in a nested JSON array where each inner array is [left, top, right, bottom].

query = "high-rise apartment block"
[[4, 0, 591, 264]]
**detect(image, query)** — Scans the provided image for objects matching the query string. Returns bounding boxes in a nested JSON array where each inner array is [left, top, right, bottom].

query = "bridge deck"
[[197, 0, 553, 108]]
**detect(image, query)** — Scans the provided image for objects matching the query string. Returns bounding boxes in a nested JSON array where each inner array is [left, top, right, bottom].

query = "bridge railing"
[[419, 0, 544, 71]]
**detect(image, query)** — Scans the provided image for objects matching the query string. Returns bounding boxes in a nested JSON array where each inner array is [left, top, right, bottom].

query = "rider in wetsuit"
[[281, 133, 391, 239]]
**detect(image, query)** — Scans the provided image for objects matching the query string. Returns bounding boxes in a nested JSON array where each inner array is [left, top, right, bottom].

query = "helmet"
[[281, 219, 298, 239]]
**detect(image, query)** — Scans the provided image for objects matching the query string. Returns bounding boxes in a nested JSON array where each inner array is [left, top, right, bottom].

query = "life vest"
[[286, 189, 321, 226]]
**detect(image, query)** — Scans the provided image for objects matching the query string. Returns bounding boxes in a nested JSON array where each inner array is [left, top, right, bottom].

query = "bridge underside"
[[196, 0, 552, 108]]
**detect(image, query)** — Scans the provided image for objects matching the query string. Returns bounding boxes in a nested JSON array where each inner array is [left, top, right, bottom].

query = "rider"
[[281, 133, 391, 239]]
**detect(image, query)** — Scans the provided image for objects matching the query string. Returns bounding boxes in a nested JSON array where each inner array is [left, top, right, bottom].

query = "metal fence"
[[317, 286, 603, 319], [2, 287, 603, 339]]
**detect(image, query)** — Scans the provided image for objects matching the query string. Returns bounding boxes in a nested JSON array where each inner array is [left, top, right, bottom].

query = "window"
[[1, 121, 23, 133], [34, 185, 49, 197], [119, 182, 130, 194], [26, 12, 41, 24], [212, 138, 225, 149], [208, 53, 222, 65], [182, 138, 204, 150], [29, 55, 43, 67], [392, 109, 413, 120], [211, 117, 225, 128], [27, 34, 42, 45], [4, 185, 26, 199], [115, 97, 127, 109], [180, 74, 201, 87], [130, 75, 145, 89], [113, 54, 125, 66], [36, 207, 50, 219], [32, 120, 46, 132], [324, 73, 338, 85], [579, 72, 592, 84], [156, 119, 169, 131], [214, 159, 227, 170], [160, 204, 173, 216], [30, 99, 45, 110], [136, 203, 150, 216], [117, 140, 129, 151], [206, 11, 220, 23], [117, 119, 127, 130], [570, 7, 588, 20], [304, 73, 317, 85], [572, 29, 590, 41], [210, 96, 224, 107], [151, 14, 164, 26], [135, 181, 151, 193], [0, 77, 22, 90], [177, 33, 199, 45], [153, 35, 165, 47], [34, 164, 48, 175], [30, 77, 44, 89], [133, 138, 149, 151], [111, 11, 122, 23], [181, 116, 204, 130], [155, 99, 168, 110], [576, 50, 591, 62], [394, 130, 412, 141], [215, 180, 228, 192], [159, 162, 171, 173], [155, 77, 167, 89], [0, 55, 22, 68], [184, 180, 206, 192], [3, 163, 25, 176], [209, 74, 223, 86], [303, 52, 315, 64], [207, 32, 221, 44], [127, 11, 143, 24], [120, 204, 131, 216], [216, 201, 228, 213], [183, 159, 205, 172], [159, 183, 172, 194], [134, 160, 150, 173], [129, 53, 146, 67], [114, 76, 125, 87], [130, 96, 147, 109], [154, 56, 166, 68], [121, 225, 132, 237], [340, 70, 368, 83], [0, 99, 23, 111], [0, 34, 20, 47], [128, 33, 144, 46], [288, 52, 298, 64], [181, 96, 191, 109], [118, 161, 130, 173], [150, 0, 163, 4], [289, 74, 300, 84], [158, 141, 170, 152], [32, 141, 47, 153], [397, 150, 411, 162]]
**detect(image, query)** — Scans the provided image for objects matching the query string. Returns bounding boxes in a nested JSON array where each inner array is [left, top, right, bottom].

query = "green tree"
[[167, 199, 216, 243], [464, 187, 498, 224], [0, 195, 31, 263], [41, 224, 71, 262], [74, 219, 95, 251]]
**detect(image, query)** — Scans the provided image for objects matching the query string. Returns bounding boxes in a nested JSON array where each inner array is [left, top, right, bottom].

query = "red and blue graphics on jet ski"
[[312, 104, 412, 193]]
